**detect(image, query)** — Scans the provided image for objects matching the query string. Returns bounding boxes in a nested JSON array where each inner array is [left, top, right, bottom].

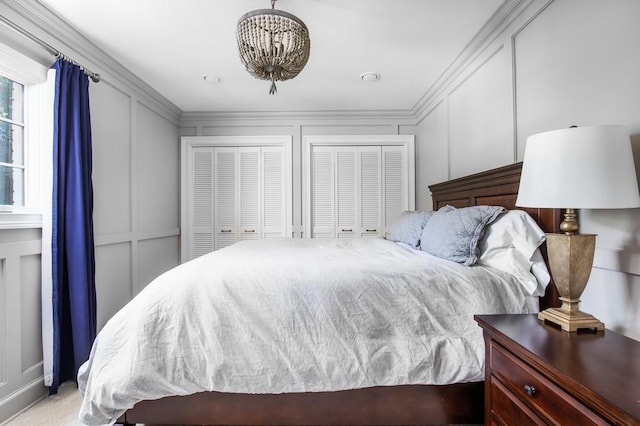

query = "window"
[[0, 75, 25, 207], [0, 41, 52, 227]]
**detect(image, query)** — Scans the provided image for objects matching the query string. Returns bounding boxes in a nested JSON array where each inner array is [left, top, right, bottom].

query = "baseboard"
[[0, 377, 48, 425]]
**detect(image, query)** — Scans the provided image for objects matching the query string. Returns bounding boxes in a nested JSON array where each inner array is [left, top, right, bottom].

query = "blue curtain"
[[50, 59, 96, 394]]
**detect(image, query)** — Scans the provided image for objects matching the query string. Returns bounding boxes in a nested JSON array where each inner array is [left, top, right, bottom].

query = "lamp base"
[[538, 307, 604, 332]]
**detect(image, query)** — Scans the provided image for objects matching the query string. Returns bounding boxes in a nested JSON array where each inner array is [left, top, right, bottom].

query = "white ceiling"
[[39, 0, 504, 114]]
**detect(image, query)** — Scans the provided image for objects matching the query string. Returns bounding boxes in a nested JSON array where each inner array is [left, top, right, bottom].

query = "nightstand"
[[475, 314, 640, 426]]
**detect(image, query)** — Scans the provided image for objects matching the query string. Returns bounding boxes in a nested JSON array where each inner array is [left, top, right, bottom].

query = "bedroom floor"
[[4, 383, 147, 425], [5, 382, 84, 425]]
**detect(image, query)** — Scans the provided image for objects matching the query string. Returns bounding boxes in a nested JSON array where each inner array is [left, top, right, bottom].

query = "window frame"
[[0, 42, 51, 228], [0, 76, 27, 211]]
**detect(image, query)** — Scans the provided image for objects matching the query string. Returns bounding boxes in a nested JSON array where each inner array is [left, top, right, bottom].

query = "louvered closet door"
[[214, 147, 238, 250], [239, 147, 261, 241], [190, 147, 215, 258], [358, 147, 382, 237], [311, 146, 335, 238], [335, 147, 357, 238], [382, 145, 407, 230], [305, 137, 413, 240], [262, 146, 286, 238]]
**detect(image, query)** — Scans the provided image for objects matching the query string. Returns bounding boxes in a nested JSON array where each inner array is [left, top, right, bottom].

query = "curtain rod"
[[0, 15, 100, 82]]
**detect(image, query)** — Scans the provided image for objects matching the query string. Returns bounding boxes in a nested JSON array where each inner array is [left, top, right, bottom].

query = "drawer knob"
[[524, 384, 536, 396]]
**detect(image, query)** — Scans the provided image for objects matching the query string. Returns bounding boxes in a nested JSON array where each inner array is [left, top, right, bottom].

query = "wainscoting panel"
[[137, 235, 180, 293], [20, 254, 42, 374], [90, 81, 133, 236], [415, 99, 448, 210], [0, 232, 47, 424], [448, 43, 514, 179], [95, 242, 133, 332], [137, 102, 180, 234], [0, 258, 6, 389]]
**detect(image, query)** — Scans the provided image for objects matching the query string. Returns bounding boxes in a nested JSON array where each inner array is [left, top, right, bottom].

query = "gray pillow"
[[420, 205, 505, 265], [385, 210, 434, 248]]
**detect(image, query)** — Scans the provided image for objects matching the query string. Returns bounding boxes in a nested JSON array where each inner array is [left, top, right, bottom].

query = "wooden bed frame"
[[117, 162, 561, 426]]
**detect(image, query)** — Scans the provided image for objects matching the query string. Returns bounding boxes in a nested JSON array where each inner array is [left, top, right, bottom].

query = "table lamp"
[[516, 125, 640, 332]]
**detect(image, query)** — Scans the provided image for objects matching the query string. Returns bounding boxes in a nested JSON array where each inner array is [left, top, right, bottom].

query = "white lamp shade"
[[516, 125, 640, 209]]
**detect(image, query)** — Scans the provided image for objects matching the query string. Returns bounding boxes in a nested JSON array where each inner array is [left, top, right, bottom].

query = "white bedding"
[[77, 237, 538, 425]]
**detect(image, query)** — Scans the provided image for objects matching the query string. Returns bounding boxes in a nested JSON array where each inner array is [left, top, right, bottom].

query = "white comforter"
[[78, 238, 538, 425]]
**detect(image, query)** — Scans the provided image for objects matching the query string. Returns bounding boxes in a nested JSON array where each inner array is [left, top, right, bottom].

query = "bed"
[[83, 162, 560, 426]]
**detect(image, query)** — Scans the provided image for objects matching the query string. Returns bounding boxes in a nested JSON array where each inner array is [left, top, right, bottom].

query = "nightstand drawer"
[[490, 377, 545, 426], [490, 342, 608, 426]]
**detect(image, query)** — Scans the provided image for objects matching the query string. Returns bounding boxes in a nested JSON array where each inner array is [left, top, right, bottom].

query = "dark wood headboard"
[[428, 162, 561, 310]]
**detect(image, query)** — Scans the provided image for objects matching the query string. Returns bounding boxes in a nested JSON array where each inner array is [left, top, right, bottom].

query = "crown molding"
[[180, 109, 417, 126], [3, 0, 182, 124], [2, 0, 538, 127], [412, 0, 533, 120]]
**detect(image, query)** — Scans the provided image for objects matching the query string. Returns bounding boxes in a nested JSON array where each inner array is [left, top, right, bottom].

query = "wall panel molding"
[[95, 229, 180, 247], [0, 237, 47, 424], [510, 0, 555, 155], [447, 43, 513, 178], [416, 99, 444, 127], [0, 258, 6, 389], [181, 110, 415, 126], [447, 43, 505, 98], [594, 246, 640, 277], [413, 0, 533, 120], [0, 240, 41, 259]]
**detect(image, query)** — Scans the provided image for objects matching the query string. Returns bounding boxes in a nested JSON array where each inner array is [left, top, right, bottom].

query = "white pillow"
[[477, 210, 550, 296]]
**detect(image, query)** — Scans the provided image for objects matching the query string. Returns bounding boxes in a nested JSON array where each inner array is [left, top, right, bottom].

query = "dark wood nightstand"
[[475, 314, 640, 426]]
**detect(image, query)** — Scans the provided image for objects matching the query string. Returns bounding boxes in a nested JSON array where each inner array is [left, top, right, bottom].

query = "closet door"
[[335, 147, 357, 238], [303, 135, 414, 240], [239, 147, 261, 241], [311, 146, 335, 238], [358, 147, 382, 238], [190, 147, 215, 258], [182, 136, 292, 262], [262, 146, 286, 239], [382, 145, 407, 229], [214, 147, 237, 250]]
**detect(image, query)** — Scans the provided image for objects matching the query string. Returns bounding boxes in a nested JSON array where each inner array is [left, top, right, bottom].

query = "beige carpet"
[[4, 381, 84, 426]]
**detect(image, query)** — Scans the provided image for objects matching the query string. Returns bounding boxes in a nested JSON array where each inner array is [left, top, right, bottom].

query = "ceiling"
[[39, 0, 504, 114]]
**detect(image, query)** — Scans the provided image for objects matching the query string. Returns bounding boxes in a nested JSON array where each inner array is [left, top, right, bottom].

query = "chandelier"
[[237, 0, 311, 95]]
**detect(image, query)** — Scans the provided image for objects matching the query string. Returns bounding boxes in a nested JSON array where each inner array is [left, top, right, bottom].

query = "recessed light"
[[203, 74, 223, 84], [360, 72, 381, 82]]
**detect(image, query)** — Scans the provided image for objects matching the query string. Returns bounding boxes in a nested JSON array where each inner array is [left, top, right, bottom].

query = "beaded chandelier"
[[237, 0, 311, 95]]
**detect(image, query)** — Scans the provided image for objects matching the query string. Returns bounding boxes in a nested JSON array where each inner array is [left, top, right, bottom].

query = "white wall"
[[415, 0, 640, 341], [92, 85, 180, 330], [514, 0, 640, 341], [0, 2, 181, 422], [415, 102, 447, 211]]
